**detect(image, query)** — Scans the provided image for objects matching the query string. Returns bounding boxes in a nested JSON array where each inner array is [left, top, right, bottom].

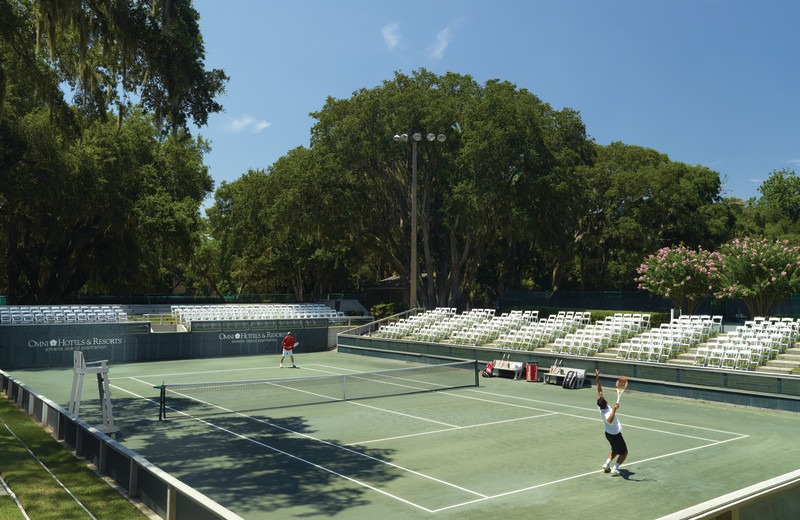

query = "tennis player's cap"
[[286, 331, 291, 335]]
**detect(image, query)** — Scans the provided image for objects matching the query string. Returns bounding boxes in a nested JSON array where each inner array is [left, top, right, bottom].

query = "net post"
[[158, 384, 166, 421], [473, 360, 479, 387]]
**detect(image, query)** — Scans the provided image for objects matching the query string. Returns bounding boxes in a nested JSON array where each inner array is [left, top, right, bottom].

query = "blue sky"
[[192, 0, 800, 208]]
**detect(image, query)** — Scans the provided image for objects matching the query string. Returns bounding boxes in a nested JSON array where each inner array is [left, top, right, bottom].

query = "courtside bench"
[[544, 366, 586, 387], [492, 359, 525, 379]]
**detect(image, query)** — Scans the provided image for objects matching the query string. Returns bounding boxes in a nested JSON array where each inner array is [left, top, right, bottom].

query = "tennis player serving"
[[280, 332, 297, 368], [595, 369, 628, 476]]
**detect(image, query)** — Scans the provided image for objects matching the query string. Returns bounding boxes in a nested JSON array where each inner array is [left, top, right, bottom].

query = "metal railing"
[[338, 307, 423, 337], [0, 371, 243, 520]]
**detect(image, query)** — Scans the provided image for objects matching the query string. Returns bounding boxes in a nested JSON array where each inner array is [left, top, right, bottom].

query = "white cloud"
[[786, 158, 800, 166], [749, 177, 763, 184], [428, 27, 451, 60], [226, 114, 270, 134], [382, 22, 400, 50]]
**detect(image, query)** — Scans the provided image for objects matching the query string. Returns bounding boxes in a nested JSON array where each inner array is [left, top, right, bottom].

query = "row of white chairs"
[[691, 319, 800, 370], [694, 343, 772, 371], [729, 319, 798, 344], [552, 314, 652, 356], [673, 314, 723, 336], [617, 337, 676, 363], [386, 308, 505, 343], [495, 311, 591, 350], [702, 318, 798, 370], [0, 305, 128, 325], [744, 316, 799, 333], [376, 308, 462, 339], [722, 331, 792, 358], [614, 316, 721, 363], [377, 308, 543, 345], [172, 303, 345, 329], [445, 310, 539, 346]]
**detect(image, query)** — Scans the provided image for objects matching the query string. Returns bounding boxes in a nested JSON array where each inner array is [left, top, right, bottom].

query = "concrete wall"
[[337, 334, 800, 412], [0, 320, 329, 370]]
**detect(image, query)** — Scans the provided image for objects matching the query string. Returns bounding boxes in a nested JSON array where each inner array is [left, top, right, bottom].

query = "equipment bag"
[[562, 370, 577, 389]]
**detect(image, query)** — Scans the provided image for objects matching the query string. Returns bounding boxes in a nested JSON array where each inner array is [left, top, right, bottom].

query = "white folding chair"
[[706, 347, 725, 368]]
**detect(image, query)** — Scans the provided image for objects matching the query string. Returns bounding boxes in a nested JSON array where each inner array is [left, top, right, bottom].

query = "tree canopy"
[[0, 0, 225, 303], [0, 0, 228, 134], [308, 70, 596, 308], [202, 70, 743, 309], [0, 106, 213, 302]]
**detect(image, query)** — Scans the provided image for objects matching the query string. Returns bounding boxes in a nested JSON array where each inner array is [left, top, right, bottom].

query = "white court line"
[[143, 364, 747, 447], [300, 366, 741, 440], [130, 376, 459, 428], [457, 388, 747, 440], [347, 412, 560, 446], [346, 401, 459, 427], [114, 382, 488, 507], [118, 366, 751, 513], [312, 364, 368, 373], [112, 384, 441, 512], [292, 365, 350, 376], [431, 434, 749, 513], [123, 364, 324, 380], [446, 392, 723, 443]]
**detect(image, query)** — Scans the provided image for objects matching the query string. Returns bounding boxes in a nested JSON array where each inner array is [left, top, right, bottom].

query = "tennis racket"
[[616, 376, 628, 404]]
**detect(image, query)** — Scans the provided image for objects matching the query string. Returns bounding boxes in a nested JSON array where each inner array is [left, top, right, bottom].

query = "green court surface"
[[8, 351, 800, 520]]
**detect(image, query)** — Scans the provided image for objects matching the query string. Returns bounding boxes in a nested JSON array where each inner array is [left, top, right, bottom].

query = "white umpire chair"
[[68, 351, 117, 438]]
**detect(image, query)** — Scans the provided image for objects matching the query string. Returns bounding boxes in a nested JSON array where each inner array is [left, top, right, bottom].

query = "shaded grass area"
[[0, 397, 147, 520], [0, 491, 27, 520]]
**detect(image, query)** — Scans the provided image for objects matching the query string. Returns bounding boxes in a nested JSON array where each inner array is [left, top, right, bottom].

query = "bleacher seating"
[[375, 308, 544, 347], [692, 316, 797, 371], [171, 303, 345, 330], [0, 305, 128, 325], [376, 308, 461, 340], [375, 309, 796, 373], [378, 308, 598, 351], [552, 313, 650, 356], [616, 314, 712, 363], [496, 311, 588, 350]]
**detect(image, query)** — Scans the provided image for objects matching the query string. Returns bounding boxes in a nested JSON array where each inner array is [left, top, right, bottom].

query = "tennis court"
[[8, 350, 800, 519]]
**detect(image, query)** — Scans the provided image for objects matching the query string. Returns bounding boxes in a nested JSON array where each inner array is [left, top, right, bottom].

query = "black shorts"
[[605, 432, 628, 455]]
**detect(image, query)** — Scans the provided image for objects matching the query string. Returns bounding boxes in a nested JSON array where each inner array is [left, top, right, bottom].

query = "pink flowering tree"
[[714, 237, 800, 317], [635, 245, 724, 315]]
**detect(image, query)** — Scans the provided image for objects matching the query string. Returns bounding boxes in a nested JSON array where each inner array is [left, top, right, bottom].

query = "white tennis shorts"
[[282, 348, 293, 356]]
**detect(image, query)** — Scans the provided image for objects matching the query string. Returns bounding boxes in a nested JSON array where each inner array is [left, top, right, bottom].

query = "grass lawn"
[[0, 396, 148, 520]]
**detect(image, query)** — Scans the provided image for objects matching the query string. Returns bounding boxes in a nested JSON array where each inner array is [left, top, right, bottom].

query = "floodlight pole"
[[393, 131, 446, 310], [410, 137, 419, 309]]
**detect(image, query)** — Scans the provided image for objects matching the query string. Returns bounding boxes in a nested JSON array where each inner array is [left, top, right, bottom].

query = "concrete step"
[[763, 359, 799, 369], [150, 323, 181, 333], [755, 365, 795, 375], [534, 341, 800, 375], [594, 352, 618, 360]]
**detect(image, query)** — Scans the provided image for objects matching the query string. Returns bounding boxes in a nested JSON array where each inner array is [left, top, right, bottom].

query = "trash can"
[[525, 362, 539, 382]]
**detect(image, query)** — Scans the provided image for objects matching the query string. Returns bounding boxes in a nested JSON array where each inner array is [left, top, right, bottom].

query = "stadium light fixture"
[[394, 130, 446, 309]]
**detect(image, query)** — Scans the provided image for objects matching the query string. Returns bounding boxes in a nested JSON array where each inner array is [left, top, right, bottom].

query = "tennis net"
[[156, 360, 479, 419]]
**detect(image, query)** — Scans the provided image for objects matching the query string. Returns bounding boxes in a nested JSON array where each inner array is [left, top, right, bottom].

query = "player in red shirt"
[[280, 332, 297, 368]]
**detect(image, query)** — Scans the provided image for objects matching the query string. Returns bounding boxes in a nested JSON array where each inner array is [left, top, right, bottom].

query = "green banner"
[[0, 320, 328, 369]]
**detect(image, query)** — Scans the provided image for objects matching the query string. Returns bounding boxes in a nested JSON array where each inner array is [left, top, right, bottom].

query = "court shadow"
[[619, 469, 656, 483], [166, 413, 401, 516], [83, 396, 404, 517]]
